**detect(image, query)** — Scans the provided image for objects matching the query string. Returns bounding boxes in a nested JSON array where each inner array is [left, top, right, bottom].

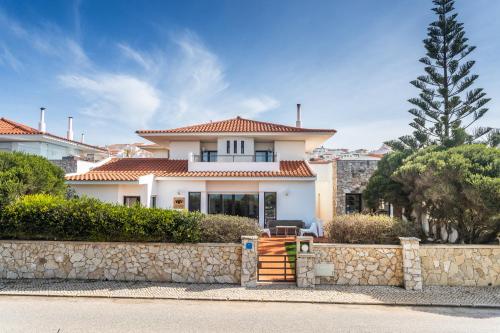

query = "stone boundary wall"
[[314, 244, 404, 286], [0, 240, 241, 284], [420, 245, 500, 287]]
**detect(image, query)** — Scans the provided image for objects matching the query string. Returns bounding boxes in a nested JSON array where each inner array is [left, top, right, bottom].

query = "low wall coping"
[[420, 244, 500, 249], [0, 239, 241, 248], [314, 243, 402, 249]]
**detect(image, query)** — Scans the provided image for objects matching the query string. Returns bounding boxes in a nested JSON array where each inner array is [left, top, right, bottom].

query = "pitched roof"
[[66, 158, 315, 181], [0, 117, 106, 152], [136, 116, 336, 134]]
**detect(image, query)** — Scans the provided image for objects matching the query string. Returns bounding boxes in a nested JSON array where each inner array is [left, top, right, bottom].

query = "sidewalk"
[[1, 279, 499, 308]]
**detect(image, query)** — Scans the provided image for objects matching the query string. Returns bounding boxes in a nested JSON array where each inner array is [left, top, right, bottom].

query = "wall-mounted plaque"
[[173, 196, 185, 209]]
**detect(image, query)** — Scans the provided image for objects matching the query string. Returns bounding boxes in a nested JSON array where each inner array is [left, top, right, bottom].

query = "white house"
[[0, 109, 107, 173], [66, 110, 336, 228]]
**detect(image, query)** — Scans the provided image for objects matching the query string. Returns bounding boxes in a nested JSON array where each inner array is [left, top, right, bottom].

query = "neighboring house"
[[66, 113, 336, 227], [309, 144, 393, 218], [0, 109, 107, 173]]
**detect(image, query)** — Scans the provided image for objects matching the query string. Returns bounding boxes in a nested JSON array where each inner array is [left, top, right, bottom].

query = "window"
[[188, 192, 201, 212], [255, 151, 273, 162], [202, 151, 217, 162], [233, 140, 237, 154], [208, 194, 258, 219], [151, 196, 157, 208], [345, 193, 362, 214], [226, 140, 230, 154], [241, 140, 245, 154], [123, 196, 141, 207], [264, 192, 277, 227]]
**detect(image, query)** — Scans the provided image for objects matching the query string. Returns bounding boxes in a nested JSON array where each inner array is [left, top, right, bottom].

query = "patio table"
[[275, 225, 297, 236]]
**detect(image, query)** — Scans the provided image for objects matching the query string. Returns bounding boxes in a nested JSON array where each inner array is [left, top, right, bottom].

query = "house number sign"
[[173, 197, 185, 209]]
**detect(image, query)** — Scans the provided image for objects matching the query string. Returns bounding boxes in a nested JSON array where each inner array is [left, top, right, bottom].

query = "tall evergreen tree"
[[387, 0, 491, 150]]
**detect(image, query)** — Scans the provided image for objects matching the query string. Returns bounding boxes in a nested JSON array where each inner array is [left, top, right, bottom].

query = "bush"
[[324, 214, 419, 244], [0, 152, 66, 208], [0, 194, 202, 243], [394, 144, 500, 243], [199, 214, 260, 243]]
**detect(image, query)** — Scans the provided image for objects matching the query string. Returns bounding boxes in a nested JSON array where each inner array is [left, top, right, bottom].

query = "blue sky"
[[0, 0, 499, 149]]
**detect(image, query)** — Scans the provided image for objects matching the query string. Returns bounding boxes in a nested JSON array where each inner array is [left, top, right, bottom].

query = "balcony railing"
[[192, 153, 277, 163]]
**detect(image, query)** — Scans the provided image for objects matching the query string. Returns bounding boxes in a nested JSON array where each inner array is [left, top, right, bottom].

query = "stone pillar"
[[241, 236, 258, 287], [399, 237, 422, 291], [296, 253, 316, 288]]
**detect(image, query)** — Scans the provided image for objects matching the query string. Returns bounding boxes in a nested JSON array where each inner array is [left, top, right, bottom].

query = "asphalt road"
[[0, 296, 498, 333]]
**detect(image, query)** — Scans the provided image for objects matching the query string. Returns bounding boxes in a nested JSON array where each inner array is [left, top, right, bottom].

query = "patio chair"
[[299, 221, 318, 237], [260, 227, 271, 237]]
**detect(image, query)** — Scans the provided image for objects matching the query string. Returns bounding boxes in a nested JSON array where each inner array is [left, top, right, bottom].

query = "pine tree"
[[388, 0, 491, 150]]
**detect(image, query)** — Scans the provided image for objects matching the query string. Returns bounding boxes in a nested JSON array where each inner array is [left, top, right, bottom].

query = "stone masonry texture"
[[241, 236, 258, 287], [420, 245, 500, 287], [314, 244, 404, 286], [296, 253, 316, 288], [0, 240, 241, 284], [336, 160, 378, 215], [400, 237, 423, 290]]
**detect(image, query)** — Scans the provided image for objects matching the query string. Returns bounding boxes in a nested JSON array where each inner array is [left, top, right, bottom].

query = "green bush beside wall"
[[0, 194, 260, 243]]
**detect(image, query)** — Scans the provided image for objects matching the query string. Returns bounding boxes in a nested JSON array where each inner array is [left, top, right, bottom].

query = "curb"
[[1, 292, 499, 309]]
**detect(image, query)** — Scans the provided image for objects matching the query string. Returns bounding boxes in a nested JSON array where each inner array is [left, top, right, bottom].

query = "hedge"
[[0, 194, 202, 243], [0, 194, 261, 243], [199, 214, 260, 243], [324, 213, 420, 244]]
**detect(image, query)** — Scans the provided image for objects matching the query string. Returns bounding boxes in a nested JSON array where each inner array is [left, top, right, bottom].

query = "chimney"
[[38, 107, 46, 132], [80, 133, 85, 143], [296, 103, 302, 128], [67, 116, 74, 141]]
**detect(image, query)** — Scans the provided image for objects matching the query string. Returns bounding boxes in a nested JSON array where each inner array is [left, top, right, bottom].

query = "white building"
[[0, 109, 107, 173], [67, 113, 336, 228]]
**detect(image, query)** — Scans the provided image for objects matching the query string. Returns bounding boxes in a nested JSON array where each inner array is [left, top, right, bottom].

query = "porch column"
[[258, 191, 265, 228]]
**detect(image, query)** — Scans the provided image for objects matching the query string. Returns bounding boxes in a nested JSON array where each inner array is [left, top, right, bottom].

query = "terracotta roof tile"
[[136, 116, 336, 134], [0, 117, 106, 152], [66, 158, 315, 181]]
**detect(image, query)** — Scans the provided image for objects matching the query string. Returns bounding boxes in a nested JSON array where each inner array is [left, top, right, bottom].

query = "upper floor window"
[[241, 140, 245, 154], [233, 140, 237, 154], [226, 140, 230, 154]]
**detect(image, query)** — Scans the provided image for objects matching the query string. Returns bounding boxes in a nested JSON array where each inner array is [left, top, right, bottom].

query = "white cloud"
[[117, 43, 154, 71], [0, 44, 22, 71], [59, 74, 160, 128], [154, 32, 279, 125]]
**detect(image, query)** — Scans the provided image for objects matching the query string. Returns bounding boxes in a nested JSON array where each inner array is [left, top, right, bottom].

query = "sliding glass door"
[[208, 194, 259, 219]]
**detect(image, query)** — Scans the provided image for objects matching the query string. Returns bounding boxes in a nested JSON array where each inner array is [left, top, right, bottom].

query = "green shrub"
[[199, 214, 260, 243], [324, 214, 419, 244], [0, 194, 202, 243], [0, 151, 66, 208]]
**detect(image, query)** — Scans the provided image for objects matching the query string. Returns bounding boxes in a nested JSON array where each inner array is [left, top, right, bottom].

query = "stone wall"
[[49, 156, 78, 174], [420, 245, 500, 287], [314, 244, 404, 286], [0, 240, 241, 284], [335, 160, 378, 215]]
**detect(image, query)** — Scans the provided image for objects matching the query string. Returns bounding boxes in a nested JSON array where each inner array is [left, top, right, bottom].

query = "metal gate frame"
[[257, 254, 296, 282]]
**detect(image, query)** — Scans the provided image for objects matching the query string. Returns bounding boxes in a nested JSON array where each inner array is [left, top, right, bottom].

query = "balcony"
[[188, 153, 280, 172]]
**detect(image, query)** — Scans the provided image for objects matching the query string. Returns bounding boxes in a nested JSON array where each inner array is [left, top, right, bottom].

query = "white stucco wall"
[[169, 141, 200, 160], [217, 137, 254, 156], [71, 184, 147, 206], [259, 180, 316, 224], [156, 180, 207, 210], [274, 141, 306, 160], [309, 162, 334, 222]]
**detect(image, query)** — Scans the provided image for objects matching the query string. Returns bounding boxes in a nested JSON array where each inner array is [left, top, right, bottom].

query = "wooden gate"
[[257, 254, 296, 282]]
